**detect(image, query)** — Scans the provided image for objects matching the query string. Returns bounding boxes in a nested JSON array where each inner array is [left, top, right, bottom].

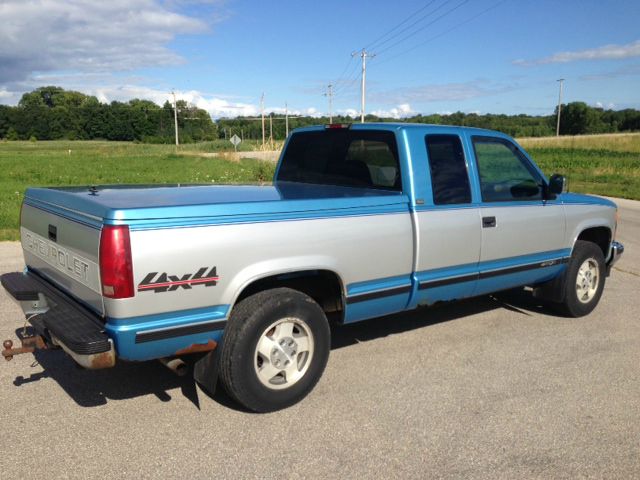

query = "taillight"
[[99, 225, 134, 299]]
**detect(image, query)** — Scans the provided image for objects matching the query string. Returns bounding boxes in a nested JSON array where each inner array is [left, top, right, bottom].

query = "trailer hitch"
[[2, 335, 47, 361]]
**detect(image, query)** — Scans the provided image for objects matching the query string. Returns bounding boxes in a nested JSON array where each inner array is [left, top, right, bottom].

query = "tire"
[[219, 287, 330, 412], [555, 240, 606, 317]]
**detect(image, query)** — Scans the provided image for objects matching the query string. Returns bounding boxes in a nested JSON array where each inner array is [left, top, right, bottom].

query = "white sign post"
[[230, 134, 241, 152]]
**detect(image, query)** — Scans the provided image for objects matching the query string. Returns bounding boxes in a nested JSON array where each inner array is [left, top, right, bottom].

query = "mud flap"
[[533, 268, 567, 303], [193, 348, 220, 396]]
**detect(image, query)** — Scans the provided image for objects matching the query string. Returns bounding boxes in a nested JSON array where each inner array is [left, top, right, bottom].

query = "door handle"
[[482, 216, 496, 228]]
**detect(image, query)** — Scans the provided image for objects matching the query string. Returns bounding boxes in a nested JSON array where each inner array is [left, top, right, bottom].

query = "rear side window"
[[277, 130, 401, 190], [472, 136, 543, 202], [425, 134, 471, 205]]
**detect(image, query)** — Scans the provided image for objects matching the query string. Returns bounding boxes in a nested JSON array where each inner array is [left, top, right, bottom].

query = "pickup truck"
[[1, 123, 624, 412]]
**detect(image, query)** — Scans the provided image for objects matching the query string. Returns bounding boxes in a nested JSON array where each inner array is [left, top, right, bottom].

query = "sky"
[[1, 0, 639, 118]]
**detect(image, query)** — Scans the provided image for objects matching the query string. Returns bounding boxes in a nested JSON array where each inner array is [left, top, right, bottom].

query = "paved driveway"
[[0, 199, 638, 479]]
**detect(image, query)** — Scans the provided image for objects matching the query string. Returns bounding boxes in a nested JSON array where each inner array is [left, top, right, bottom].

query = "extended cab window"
[[425, 134, 471, 205], [277, 129, 401, 190], [472, 136, 544, 202]]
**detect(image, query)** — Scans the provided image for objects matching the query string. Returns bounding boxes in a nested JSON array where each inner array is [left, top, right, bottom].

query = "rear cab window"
[[277, 129, 401, 191], [425, 134, 472, 205]]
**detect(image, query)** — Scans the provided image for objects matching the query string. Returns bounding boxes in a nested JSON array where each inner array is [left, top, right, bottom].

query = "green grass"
[[0, 140, 276, 241], [1, 133, 639, 241], [518, 133, 640, 201]]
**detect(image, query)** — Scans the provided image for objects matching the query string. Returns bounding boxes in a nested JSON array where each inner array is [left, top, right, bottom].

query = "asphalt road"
[[0, 199, 638, 479]]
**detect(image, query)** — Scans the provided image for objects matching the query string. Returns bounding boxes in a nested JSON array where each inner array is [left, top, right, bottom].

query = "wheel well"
[[576, 227, 611, 258], [235, 270, 344, 319]]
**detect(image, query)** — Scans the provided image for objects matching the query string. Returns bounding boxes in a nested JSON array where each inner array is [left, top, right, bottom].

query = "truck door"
[[469, 135, 567, 296], [413, 133, 481, 305]]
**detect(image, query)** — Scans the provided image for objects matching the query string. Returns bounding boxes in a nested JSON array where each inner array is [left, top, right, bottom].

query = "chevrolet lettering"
[[1, 123, 624, 412]]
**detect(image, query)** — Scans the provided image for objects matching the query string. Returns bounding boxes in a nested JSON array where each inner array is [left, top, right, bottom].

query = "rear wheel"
[[219, 288, 330, 412], [555, 240, 606, 317]]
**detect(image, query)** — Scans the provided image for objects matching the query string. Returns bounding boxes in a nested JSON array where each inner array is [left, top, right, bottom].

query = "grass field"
[[519, 133, 640, 201], [0, 133, 638, 241], [0, 141, 276, 240]]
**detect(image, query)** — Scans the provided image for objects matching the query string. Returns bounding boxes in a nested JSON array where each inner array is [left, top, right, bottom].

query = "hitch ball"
[[2, 340, 14, 361]]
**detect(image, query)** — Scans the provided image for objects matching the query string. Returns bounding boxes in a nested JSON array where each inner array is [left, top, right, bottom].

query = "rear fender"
[[224, 255, 344, 309]]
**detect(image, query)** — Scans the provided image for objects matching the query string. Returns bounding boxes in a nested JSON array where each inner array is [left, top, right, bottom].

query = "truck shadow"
[[330, 287, 550, 349], [10, 288, 551, 411]]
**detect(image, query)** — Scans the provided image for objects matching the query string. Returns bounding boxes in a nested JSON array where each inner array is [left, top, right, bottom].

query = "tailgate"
[[20, 203, 104, 315]]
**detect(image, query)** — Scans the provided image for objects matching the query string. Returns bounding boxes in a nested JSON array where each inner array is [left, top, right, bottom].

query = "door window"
[[472, 136, 544, 202]]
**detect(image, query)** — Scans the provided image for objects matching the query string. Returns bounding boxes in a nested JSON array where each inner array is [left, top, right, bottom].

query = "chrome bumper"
[[606, 241, 624, 275]]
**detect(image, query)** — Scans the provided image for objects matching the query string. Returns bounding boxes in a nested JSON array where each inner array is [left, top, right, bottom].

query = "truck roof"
[[290, 122, 509, 138]]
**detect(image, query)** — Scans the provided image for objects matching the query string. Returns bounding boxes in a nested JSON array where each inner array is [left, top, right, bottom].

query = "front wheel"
[[556, 240, 606, 317], [219, 288, 330, 412]]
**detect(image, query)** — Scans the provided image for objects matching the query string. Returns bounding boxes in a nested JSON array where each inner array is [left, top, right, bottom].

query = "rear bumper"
[[0, 271, 115, 368], [606, 241, 624, 275]]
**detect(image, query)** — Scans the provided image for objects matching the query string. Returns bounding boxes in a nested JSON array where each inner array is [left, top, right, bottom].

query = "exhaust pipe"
[[159, 357, 189, 376]]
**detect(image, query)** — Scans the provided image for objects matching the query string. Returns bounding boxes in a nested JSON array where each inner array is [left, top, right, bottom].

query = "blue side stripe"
[[106, 304, 229, 361], [477, 249, 570, 274], [346, 249, 572, 316], [115, 204, 410, 230], [347, 274, 412, 297]]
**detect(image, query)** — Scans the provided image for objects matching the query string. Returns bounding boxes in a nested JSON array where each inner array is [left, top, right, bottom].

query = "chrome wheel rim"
[[576, 258, 599, 304], [254, 317, 314, 390]]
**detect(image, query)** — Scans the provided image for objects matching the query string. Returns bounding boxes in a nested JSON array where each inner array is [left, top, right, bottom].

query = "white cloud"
[[372, 103, 415, 119], [0, 89, 14, 100], [594, 101, 616, 110], [514, 40, 640, 66], [337, 109, 359, 118], [0, 0, 209, 84], [88, 85, 260, 118]]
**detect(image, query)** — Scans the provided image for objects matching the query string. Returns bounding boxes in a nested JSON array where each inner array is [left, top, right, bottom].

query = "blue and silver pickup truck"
[[1, 123, 624, 411]]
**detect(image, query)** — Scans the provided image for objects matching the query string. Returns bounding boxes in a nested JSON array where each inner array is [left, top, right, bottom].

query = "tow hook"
[[2, 335, 47, 361]]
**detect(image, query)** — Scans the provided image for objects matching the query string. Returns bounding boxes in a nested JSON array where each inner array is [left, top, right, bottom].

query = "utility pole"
[[285, 102, 289, 138], [171, 90, 179, 150], [269, 113, 273, 146], [323, 84, 334, 123], [556, 78, 564, 136], [260, 92, 266, 149], [352, 49, 375, 123]]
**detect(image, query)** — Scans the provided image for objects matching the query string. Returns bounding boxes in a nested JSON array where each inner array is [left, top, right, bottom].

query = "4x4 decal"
[[138, 267, 219, 293]]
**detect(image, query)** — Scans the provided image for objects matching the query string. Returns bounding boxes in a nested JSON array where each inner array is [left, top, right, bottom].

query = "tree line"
[[0, 86, 217, 143], [1, 87, 639, 142], [219, 103, 640, 141]]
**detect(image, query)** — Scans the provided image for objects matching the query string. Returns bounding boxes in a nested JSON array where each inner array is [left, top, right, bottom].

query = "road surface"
[[0, 198, 638, 479]]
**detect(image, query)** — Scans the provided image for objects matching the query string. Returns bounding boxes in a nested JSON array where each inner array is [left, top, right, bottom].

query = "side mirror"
[[548, 174, 566, 196]]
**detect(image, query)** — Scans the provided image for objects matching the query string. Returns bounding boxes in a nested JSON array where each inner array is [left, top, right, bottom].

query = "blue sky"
[[1, 0, 639, 118]]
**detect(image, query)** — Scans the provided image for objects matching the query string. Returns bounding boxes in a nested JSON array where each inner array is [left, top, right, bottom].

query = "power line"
[[333, 74, 360, 98], [332, 55, 356, 87], [367, 0, 456, 53], [365, 0, 441, 51], [333, 60, 361, 96], [373, 0, 509, 67], [376, 0, 471, 57]]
